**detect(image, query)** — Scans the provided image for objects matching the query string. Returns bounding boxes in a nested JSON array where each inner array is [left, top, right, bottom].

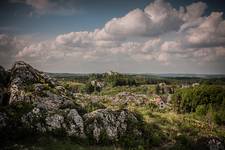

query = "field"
[[47, 73, 225, 149], [1, 70, 225, 150]]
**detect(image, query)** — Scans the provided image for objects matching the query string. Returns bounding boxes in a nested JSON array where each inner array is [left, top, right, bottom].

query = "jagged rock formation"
[[0, 61, 143, 144], [9, 61, 57, 104]]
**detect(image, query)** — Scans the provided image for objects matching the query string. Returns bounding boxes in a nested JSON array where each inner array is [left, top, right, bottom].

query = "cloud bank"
[[1, 0, 225, 73]]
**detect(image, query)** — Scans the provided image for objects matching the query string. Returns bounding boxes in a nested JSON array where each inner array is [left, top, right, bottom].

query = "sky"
[[0, 0, 225, 74]]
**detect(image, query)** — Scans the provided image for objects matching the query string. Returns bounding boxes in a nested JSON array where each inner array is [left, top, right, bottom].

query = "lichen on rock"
[[0, 61, 146, 148], [83, 108, 141, 142]]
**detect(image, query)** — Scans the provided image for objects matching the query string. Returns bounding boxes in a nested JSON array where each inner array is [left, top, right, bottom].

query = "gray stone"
[[83, 108, 140, 142], [66, 109, 86, 137], [34, 83, 45, 93], [208, 138, 225, 150], [21, 108, 47, 132], [46, 114, 65, 131]]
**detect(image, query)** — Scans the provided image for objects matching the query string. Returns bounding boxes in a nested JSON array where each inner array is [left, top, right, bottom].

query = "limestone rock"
[[83, 108, 140, 142], [10, 61, 41, 86], [21, 107, 47, 133], [9, 84, 32, 104], [66, 109, 85, 137], [0, 61, 145, 146], [46, 114, 65, 132], [34, 83, 45, 93], [110, 92, 149, 106], [21, 107, 86, 137], [208, 137, 225, 150], [9, 61, 58, 104]]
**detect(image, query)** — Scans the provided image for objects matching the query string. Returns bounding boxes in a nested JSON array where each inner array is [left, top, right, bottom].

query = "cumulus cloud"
[[101, 0, 184, 38], [181, 2, 207, 21], [185, 12, 225, 48], [0, 34, 28, 68], [2, 0, 225, 73], [55, 32, 94, 48]]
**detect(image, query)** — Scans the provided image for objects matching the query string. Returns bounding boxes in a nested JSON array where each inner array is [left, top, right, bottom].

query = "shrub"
[[172, 85, 225, 114], [212, 109, 225, 125], [84, 83, 95, 94], [195, 105, 207, 116]]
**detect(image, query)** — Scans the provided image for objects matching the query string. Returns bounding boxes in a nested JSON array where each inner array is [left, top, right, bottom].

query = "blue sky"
[[0, 0, 225, 74], [0, 0, 150, 37], [1, 0, 225, 37]]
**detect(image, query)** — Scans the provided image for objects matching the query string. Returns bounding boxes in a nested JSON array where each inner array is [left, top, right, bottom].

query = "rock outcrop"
[[84, 108, 141, 142], [111, 92, 149, 106], [9, 61, 57, 104], [0, 61, 143, 144]]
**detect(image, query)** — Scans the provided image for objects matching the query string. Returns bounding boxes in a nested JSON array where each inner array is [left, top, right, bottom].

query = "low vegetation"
[[1, 65, 225, 150]]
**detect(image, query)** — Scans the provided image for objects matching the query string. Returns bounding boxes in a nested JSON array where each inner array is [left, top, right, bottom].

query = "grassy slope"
[[3, 80, 225, 150]]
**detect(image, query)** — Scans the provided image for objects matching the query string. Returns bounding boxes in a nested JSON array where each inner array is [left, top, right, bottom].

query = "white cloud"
[[0, 34, 28, 68], [104, 9, 154, 37], [181, 2, 207, 21], [103, 0, 184, 38], [2, 0, 225, 73], [185, 12, 225, 48], [55, 32, 94, 48]]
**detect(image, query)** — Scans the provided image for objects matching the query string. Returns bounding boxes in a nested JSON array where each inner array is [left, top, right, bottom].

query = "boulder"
[[21, 107, 86, 137], [46, 114, 65, 132], [10, 61, 41, 86], [21, 107, 47, 133], [83, 108, 141, 142], [9, 84, 31, 104], [111, 92, 149, 106], [34, 83, 45, 93], [9, 61, 58, 104], [195, 137, 225, 150], [208, 137, 225, 150], [66, 109, 85, 137]]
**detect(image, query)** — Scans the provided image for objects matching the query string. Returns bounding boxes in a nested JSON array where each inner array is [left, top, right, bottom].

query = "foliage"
[[172, 85, 225, 113], [195, 105, 207, 116], [84, 82, 95, 94], [172, 85, 225, 125], [61, 81, 85, 93], [84, 102, 106, 113]]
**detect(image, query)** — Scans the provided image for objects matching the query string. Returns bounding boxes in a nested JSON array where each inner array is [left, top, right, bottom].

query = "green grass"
[[99, 85, 155, 96], [2, 80, 225, 149]]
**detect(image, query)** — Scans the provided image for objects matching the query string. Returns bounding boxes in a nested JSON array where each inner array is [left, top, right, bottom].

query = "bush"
[[196, 105, 207, 116], [172, 85, 225, 114], [84, 83, 95, 94], [212, 109, 225, 125]]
